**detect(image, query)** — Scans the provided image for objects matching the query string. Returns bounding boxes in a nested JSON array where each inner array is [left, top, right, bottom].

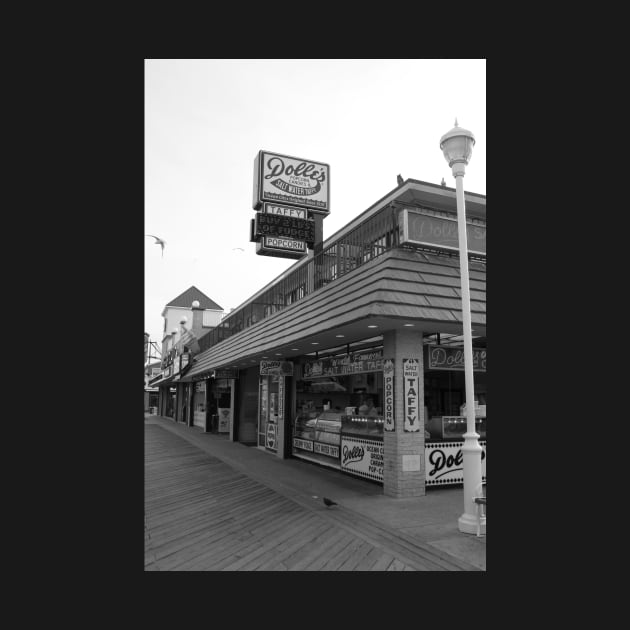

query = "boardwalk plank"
[[145, 423, 481, 572]]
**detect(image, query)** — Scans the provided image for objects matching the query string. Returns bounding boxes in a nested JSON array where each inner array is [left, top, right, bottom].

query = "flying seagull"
[[397, 174, 404, 185], [146, 234, 166, 257], [323, 497, 338, 508], [232, 247, 244, 252]]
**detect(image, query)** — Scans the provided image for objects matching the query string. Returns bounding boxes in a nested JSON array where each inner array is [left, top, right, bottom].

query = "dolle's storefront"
[[289, 344, 486, 487], [181, 178, 486, 497]]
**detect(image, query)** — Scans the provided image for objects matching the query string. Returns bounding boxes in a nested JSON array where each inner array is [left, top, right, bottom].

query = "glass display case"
[[293, 411, 342, 445], [341, 414, 384, 439], [440, 416, 486, 439], [292, 410, 342, 467]]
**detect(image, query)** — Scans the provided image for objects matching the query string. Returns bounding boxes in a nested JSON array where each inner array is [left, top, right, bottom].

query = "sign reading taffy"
[[253, 150, 330, 214]]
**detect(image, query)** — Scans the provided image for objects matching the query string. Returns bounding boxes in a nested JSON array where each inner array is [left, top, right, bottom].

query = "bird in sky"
[[397, 174, 404, 185], [323, 497, 338, 508], [146, 234, 166, 257], [232, 247, 244, 252]]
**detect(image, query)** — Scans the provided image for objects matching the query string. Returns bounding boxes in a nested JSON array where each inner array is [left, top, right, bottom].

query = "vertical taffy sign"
[[383, 359, 395, 431], [403, 358, 420, 432]]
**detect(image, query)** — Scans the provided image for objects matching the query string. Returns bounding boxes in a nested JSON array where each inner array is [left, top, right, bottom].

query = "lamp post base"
[[457, 432, 484, 534], [458, 513, 485, 535]]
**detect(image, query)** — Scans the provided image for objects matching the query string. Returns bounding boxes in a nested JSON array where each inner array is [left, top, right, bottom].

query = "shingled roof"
[[165, 286, 223, 311]]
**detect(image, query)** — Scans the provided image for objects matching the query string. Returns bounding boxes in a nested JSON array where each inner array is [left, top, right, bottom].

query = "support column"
[[382, 329, 426, 498], [228, 379, 237, 441]]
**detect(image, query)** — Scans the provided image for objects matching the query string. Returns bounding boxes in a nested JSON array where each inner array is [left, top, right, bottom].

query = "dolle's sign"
[[399, 208, 486, 256], [253, 151, 330, 214], [426, 345, 486, 372], [260, 360, 294, 376], [340, 436, 384, 482], [425, 440, 486, 486]]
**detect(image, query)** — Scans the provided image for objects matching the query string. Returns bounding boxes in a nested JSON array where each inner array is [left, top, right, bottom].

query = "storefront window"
[[296, 371, 383, 418], [424, 368, 486, 440]]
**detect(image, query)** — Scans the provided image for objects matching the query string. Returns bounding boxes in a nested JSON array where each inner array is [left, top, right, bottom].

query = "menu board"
[[340, 436, 384, 482]]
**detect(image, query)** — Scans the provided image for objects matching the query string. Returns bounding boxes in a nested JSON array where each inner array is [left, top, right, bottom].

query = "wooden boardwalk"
[[145, 424, 480, 571]]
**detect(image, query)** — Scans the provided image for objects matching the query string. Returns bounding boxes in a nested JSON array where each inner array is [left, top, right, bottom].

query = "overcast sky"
[[145, 59, 486, 345]]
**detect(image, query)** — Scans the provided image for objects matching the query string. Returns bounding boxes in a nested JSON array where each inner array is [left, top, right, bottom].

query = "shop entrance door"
[[215, 379, 233, 433]]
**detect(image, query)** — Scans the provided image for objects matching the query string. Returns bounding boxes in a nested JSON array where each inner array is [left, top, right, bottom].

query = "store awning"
[[183, 247, 486, 377], [149, 373, 177, 388], [178, 367, 213, 383]]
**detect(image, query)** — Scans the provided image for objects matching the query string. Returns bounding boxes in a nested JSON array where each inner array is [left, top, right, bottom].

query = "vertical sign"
[[403, 358, 420, 432], [383, 359, 395, 431], [278, 376, 284, 424]]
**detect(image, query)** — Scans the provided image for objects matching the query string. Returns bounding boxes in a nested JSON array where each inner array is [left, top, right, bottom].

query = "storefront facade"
[[185, 368, 237, 434], [180, 178, 486, 497]]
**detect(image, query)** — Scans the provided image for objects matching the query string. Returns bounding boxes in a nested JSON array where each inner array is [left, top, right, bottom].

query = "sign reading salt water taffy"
[[383, 359, 395, 431], [402, 358, 420, 432]]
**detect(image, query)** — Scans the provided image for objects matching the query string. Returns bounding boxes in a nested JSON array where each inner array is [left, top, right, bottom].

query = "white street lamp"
[[440, 119, 485, 535]]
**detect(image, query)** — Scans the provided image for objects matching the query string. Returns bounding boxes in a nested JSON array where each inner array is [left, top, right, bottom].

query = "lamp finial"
[[454, 118, 459, 127]]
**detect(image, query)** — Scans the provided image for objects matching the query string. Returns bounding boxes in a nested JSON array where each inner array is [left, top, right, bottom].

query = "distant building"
[[151, 286, 224, 424], [144, 361, 161, 412]]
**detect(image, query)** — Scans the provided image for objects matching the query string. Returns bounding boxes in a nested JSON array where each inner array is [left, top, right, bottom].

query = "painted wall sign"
[[399, 208, 486, 256], [266, 422, 277, 451], [256, 235, 308, 259], [254, 210, 315, 245], [425, 345, 486, 372], [260, 361, 294, 376], [425, 440, 486, 486], [340, 436, 384, 482], [314, 442, 340, 459], [402, 358, 420, 432], [253, 150, 330, 214], [303, 350, 383, 379], [293, 437, 314, 452], [383, 359, 395, 431]]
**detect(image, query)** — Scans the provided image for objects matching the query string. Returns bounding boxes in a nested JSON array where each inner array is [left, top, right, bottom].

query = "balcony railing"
[[197, 205, 399, 354]]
